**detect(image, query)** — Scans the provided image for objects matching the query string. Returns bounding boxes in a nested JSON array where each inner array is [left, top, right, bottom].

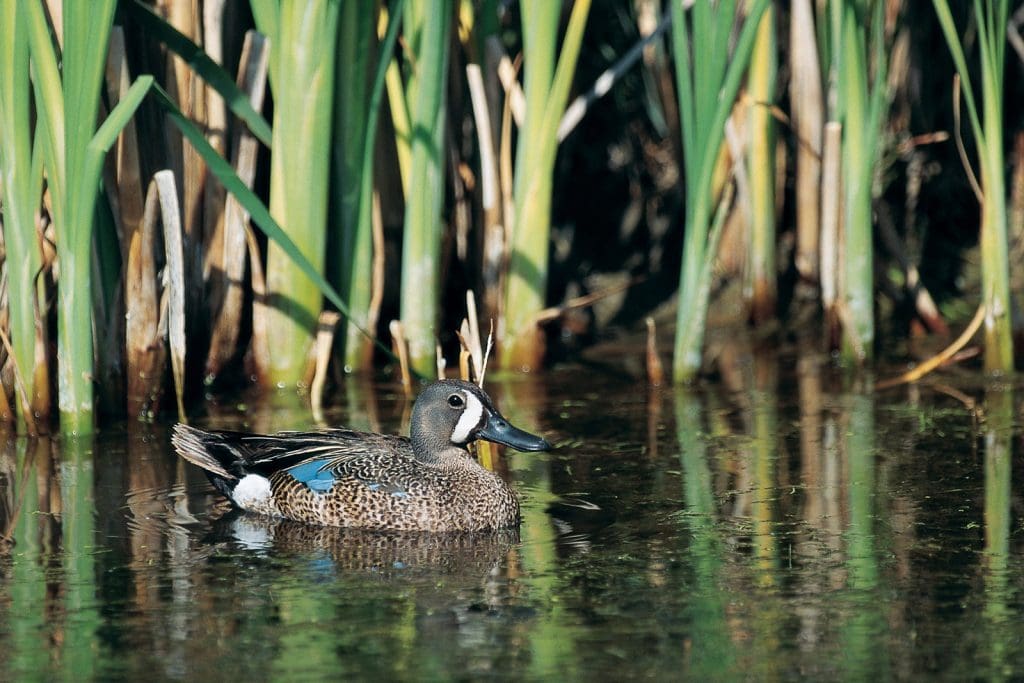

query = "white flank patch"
[[232, 474, 272, 510], [450, 392, 484, 444]]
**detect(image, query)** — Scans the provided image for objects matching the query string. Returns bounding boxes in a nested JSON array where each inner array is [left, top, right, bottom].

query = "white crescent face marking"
[[450, 391, 484, 444]]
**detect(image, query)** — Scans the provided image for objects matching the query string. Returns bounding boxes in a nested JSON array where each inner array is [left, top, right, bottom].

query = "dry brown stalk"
[[389, 320, 412, 396], [364, 189, 386, 369], [952, 76, 983, 204], [820, 121, 843, 342], [533, 277, 644, 324], [876, 304, 986, 390], [435, 344, 446, 380], [126, 176, 171, 418], [311, 310, 342, 422], [0, 326, 38, 435], [457, 320, 473, 381], [645, 317, 665, 386], [789, 0, 823, 283], [154, 170, 187, 422], [245, 225, 269, 384], [206, 30, 269, 380]]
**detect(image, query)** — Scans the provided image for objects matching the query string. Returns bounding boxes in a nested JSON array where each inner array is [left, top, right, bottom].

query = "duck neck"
[[410, 427, 468, 467]]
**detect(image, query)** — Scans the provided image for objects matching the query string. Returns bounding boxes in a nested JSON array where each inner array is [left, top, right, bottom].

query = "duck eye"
[[447, 394, 465, 409]]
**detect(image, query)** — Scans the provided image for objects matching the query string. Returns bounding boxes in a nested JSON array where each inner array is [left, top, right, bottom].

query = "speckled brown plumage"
[[171, 380, 551, 532]]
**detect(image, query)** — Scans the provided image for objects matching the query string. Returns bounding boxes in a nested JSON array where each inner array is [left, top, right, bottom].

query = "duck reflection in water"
[[210, 511, 520, 578]]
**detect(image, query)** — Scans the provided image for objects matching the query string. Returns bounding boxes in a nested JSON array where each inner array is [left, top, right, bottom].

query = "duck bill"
[[479, 413, 551, 452]]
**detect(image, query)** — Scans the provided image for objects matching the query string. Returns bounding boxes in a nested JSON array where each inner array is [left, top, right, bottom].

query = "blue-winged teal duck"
[[172, 380, 550, 532]]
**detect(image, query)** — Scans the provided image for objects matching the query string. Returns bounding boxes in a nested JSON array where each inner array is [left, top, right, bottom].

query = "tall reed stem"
[[333, 2, 376, 372], [0, 2, 46, 429], [746, 5, 777, 323], [252, 1, 340, 388], [500, 0, 592, 371], [932, 0, 1013, 372], [835, 0, 885, 363], [671, 0, 769, 382], [28, 0, 119, 433], [335, 1, 404, 372], [399, 0, 452, 377], [789, 0, 823, 286], [979, 128, 1013, 372]]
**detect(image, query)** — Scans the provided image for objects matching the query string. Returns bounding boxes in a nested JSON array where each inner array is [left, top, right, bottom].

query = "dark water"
[[1, 359, 1022, 681]]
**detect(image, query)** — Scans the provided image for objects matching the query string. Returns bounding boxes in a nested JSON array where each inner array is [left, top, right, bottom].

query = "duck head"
[[410, 380, 551, 460]]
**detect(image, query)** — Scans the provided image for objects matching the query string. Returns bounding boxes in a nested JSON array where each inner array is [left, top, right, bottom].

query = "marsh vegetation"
[[0, 1, 1020, 432]]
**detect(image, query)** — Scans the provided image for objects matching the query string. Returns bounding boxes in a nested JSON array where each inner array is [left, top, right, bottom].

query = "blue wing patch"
[[288, 459, 410, 497], [287, 459, 336, 493]]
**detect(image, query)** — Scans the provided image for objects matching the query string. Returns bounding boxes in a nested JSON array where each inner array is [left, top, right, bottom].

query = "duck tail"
[[171, 424, 240, 497]]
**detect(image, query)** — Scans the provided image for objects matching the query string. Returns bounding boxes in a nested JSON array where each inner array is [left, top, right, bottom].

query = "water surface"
[[1, 359, 1022, 680]]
